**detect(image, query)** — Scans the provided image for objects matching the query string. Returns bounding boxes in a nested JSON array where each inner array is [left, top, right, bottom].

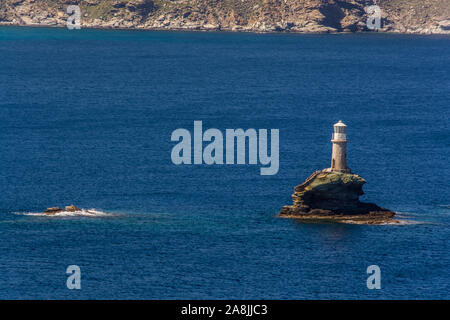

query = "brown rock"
[[65, 205, 81, 212], [43, 207, 63, 215]]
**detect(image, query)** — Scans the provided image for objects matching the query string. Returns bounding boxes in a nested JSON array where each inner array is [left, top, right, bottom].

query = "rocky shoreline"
[[0, 0, 449, 35]]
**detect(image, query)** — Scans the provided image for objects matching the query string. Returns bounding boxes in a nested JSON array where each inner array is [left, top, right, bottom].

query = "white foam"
[[392, 212, 431, 224], [375, 219, 419, 226], [20, 209, 113, 217]]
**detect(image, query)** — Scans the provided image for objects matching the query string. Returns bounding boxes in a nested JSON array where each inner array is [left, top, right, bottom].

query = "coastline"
[[2, 0, 449, 37], [1, 22, 450, 36]]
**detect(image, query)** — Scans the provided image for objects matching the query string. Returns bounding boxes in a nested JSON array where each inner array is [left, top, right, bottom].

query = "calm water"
[[0, 26, 449, 299]]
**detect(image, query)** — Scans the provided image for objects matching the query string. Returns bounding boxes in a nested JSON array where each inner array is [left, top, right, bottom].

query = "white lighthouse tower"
[[329, 120, 351, 173]]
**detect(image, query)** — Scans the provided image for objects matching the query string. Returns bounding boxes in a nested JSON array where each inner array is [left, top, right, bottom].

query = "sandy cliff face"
[[0, 0, 449, 34]]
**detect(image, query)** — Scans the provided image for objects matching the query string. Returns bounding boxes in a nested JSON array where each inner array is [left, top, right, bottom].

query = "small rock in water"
[[43, 205, 82, 215]]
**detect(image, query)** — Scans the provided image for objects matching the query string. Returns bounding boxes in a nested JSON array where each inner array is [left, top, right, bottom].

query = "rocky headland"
[[0, 0, 449, 34], [279, 170, 397, 224]]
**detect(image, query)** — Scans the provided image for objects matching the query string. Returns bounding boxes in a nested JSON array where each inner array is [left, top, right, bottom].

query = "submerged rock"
[[279, 170, 397, 224]]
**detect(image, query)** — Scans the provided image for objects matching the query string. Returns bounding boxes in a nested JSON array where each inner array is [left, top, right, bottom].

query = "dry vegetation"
[[1, 0, 449, 33]]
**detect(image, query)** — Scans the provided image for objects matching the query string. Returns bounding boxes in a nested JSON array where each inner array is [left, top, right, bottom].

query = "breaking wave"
[[19, 209, 113, 217], [343, 212, 428, 225]]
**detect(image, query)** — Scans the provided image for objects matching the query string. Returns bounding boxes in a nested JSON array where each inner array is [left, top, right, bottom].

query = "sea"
[[0, 26, 449, 299]]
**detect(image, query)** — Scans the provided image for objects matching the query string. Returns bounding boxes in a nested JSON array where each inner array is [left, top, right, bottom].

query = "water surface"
[[0, 27, 449, 299]]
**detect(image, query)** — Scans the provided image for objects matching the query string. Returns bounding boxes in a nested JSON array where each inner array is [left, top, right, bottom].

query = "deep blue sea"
[[0, 26, 449, 299]]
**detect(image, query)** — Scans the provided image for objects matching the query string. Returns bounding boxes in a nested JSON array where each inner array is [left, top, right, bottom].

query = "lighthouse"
[[329, 120, 351, 173]]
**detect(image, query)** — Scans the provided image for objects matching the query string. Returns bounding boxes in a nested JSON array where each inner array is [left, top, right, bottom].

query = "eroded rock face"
[[279, 170, 396, 224]]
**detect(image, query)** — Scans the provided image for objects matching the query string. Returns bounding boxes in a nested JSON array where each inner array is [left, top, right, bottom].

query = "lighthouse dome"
[[334, 120, 347, 127]]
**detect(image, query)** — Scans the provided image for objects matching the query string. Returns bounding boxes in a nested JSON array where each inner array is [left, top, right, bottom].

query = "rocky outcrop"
[[279, 170, 397, 224], [0, 0, 449, 34], [43, 204, 81, 215]]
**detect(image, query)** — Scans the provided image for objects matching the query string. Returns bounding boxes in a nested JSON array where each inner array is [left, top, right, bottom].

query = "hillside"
[[0, 0, 449, 34]]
